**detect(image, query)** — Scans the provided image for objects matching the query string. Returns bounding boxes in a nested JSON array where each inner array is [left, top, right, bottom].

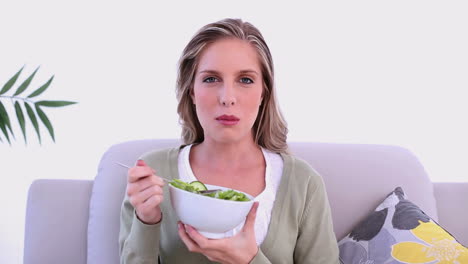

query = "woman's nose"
[[221, 98, 235, 106], [219, 82, 236, 106]]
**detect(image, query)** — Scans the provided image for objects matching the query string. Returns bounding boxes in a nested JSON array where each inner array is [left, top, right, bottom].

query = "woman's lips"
[[216, 119, 239, 126], [215, 115, 240, 126]]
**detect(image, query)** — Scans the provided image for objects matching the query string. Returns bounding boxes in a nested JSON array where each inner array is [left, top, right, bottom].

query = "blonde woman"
[[119, 18, 339, 264]]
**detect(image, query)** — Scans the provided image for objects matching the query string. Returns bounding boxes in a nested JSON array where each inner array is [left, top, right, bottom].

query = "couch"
[[23, 139, 468, 263]]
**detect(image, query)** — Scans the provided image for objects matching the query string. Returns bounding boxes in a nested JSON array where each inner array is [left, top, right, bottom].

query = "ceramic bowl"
[[169, 183, 254, 239]]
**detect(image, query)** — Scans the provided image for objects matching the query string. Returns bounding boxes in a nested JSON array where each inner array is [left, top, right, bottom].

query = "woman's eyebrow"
[[198, 69, 259, 76], [239, 70, 259, 76]]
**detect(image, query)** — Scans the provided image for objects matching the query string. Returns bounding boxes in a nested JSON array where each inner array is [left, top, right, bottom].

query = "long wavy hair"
[[176, 18, 289, 154]]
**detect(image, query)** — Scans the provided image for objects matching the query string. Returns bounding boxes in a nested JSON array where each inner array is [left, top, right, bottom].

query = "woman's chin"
[[207, 134, 247, 145]]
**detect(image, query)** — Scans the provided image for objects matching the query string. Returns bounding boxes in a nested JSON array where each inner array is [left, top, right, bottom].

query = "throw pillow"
[[338, 186, 468, 264]]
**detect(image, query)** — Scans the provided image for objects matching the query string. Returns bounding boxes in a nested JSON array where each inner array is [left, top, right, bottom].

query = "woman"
[[119, 18, 339, 263]]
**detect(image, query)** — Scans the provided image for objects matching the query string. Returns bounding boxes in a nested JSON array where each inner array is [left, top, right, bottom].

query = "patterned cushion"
[[338, 187, 468, 264]]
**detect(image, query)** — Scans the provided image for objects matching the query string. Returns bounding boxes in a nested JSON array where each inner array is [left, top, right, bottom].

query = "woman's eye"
[[240, 77, 253, 84], [203, 77, 217, 83]]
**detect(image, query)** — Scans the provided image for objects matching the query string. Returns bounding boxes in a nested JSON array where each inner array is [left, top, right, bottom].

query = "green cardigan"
[[119, 146, 340, 263]]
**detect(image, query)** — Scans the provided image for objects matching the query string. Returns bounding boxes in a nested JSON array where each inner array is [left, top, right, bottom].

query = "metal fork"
[[115, 162, 171, 182], [115, 162, 221, 194]]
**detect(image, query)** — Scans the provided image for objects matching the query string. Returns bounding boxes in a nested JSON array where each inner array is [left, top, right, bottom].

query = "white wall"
[[1, 0, 467, 262]]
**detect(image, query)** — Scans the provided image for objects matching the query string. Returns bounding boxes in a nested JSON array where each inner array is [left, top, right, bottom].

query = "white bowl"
[[169, 183, 254, 239]]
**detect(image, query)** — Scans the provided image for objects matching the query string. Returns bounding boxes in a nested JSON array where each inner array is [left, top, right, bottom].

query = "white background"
[[1, 0, 467, 262]]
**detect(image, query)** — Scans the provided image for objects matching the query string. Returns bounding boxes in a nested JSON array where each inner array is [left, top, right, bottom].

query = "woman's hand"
[[178, 202, 260, 264], [126, 159, 165, 225]]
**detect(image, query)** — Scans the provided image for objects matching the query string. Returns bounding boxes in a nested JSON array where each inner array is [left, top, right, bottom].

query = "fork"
[[115, 162, 221, 193], [115, 162, 172, 182]]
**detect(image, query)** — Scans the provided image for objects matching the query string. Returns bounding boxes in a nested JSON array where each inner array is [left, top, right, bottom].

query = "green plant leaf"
[[36, 100, 77, 107], [24, 102, 41, 144], [13, 66, 40, 96], [27, 75, 54, 98], [0, 114, 11, 145], [14, 101, 27, 144], [35, 105, 54, 142], [0, 65, 25, 95], [0, 101, 15, 140]]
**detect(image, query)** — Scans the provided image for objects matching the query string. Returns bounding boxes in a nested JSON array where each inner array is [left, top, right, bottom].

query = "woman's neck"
[[191, 137, 263, 171]]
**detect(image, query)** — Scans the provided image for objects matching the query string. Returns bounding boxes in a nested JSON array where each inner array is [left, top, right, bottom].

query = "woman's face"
[[191, 38, 264, 144]]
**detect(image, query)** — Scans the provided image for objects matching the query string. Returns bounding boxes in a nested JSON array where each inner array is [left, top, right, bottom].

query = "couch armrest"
[[24, 179, 93, 264], [433, 182, 468, 246]]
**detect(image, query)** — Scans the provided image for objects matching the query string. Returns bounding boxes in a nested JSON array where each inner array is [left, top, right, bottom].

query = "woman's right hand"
[[126, 159, 165, 225]]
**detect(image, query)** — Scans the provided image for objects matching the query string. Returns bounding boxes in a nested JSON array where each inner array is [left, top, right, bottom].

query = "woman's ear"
[[190, 87, 195, 105]]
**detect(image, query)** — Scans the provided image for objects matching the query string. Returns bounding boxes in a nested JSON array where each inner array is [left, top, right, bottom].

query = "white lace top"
[[177, 144, 284, 245]]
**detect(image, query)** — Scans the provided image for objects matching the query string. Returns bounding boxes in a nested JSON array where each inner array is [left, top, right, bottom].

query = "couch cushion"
[[288, 142, 438, 240], [338, 187, 468, 263], [87, 139, 180, 264], [87, 140, 438, 262]]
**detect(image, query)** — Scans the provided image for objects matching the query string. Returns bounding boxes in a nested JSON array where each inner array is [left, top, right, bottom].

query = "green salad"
[[169, 179, 250, 202]]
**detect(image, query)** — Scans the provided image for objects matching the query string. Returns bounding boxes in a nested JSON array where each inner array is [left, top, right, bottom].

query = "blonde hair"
[[176, 18, 289, 154]]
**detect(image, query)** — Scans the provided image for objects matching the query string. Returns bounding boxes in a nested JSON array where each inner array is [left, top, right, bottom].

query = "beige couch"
[[23, 139, 468, 263]]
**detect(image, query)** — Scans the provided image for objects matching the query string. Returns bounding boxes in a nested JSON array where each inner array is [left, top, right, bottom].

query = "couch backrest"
[[87, 139, 437, 264]]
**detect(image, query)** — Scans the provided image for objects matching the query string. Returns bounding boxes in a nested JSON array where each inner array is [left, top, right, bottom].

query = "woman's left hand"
[[178, 201, 260, 264]]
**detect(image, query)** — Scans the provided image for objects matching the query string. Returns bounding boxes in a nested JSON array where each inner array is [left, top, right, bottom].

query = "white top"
[[178, 144, 284, 245]]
